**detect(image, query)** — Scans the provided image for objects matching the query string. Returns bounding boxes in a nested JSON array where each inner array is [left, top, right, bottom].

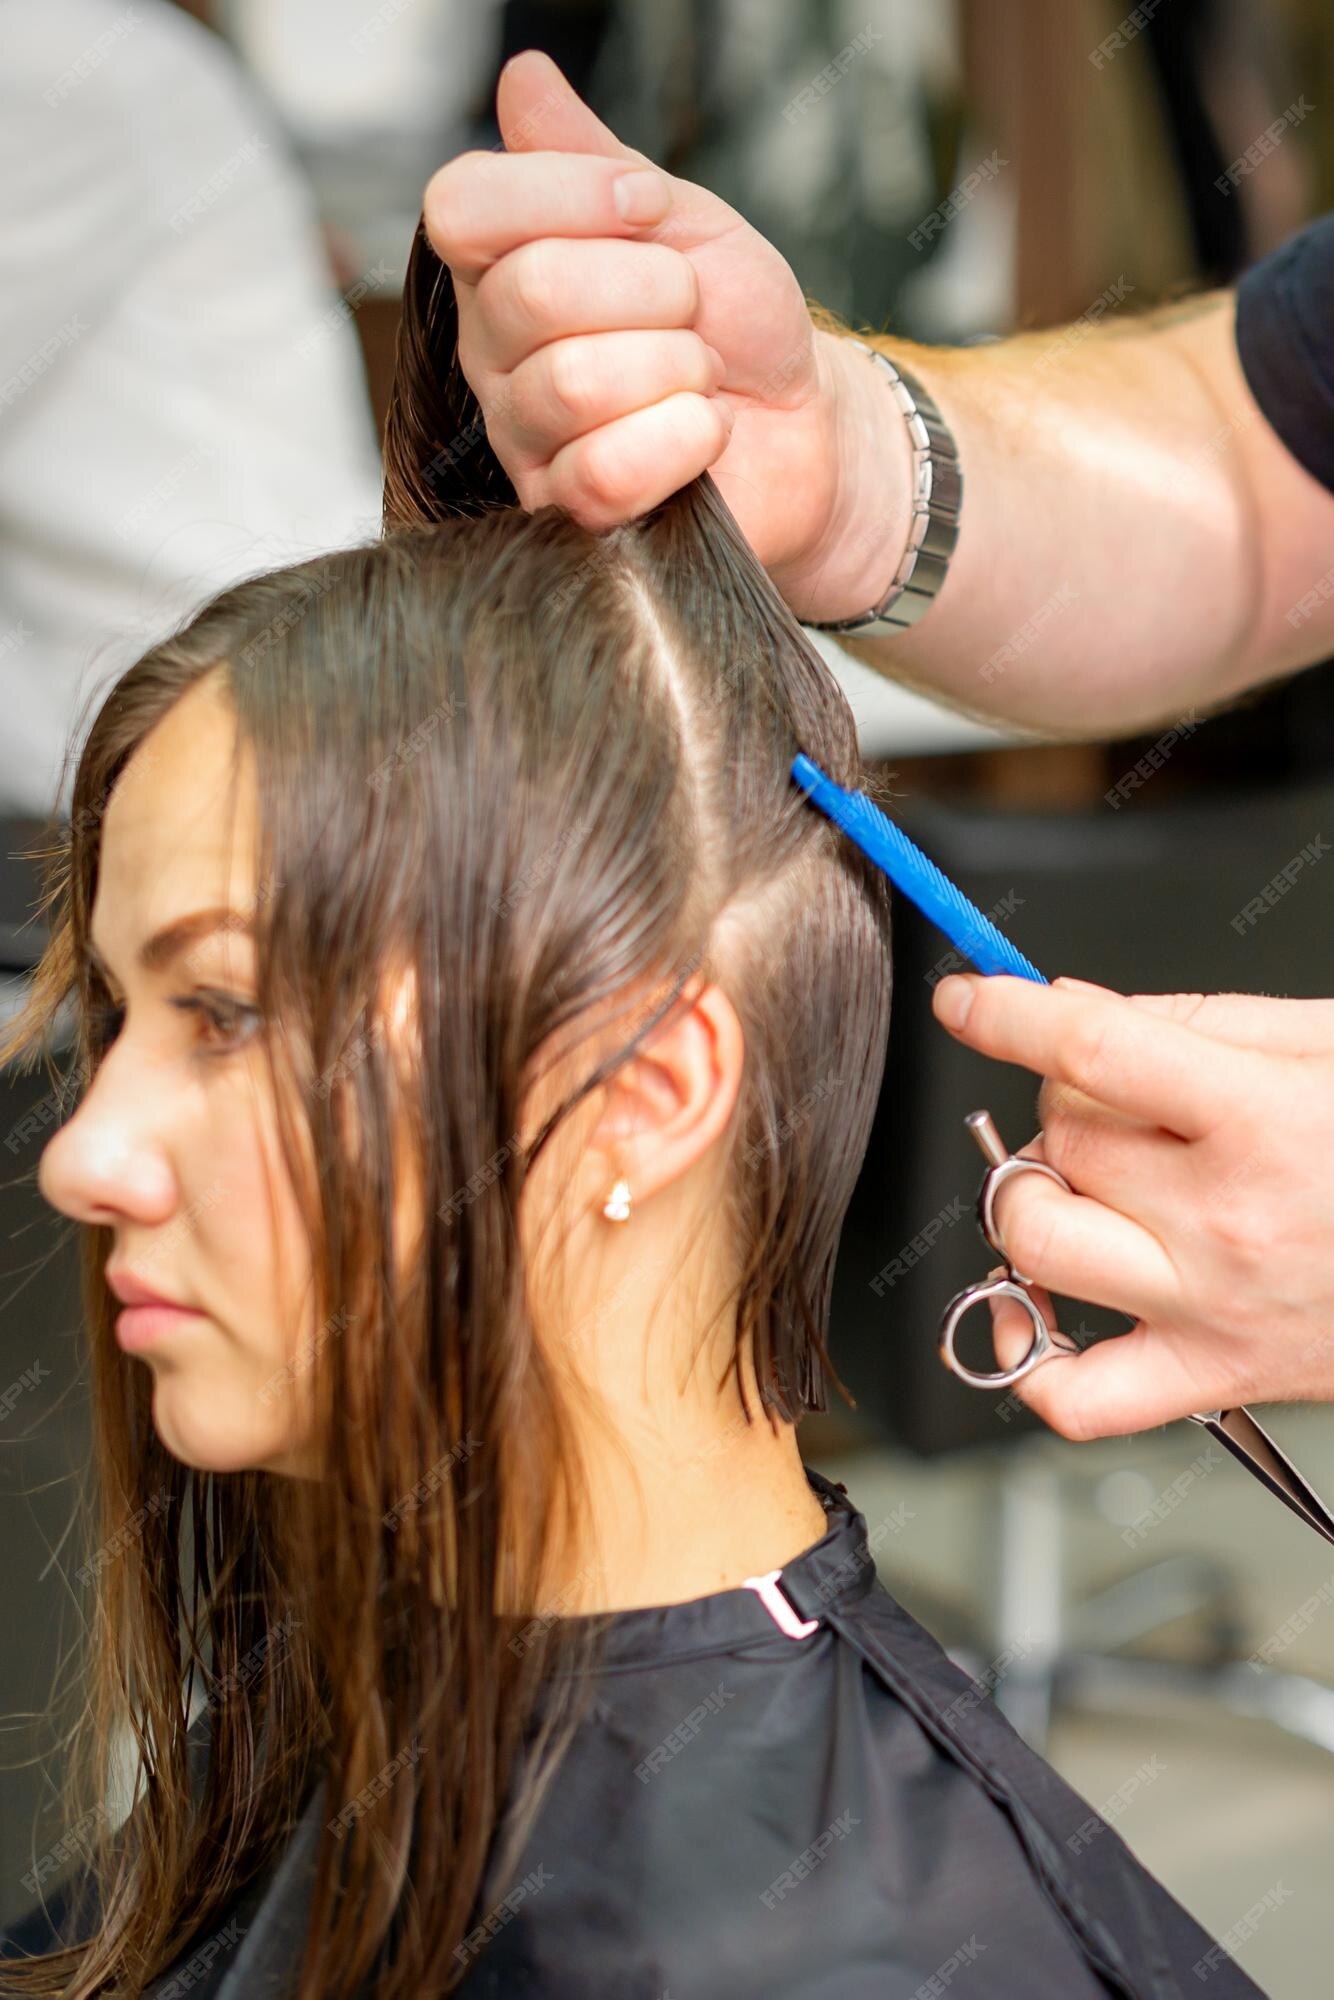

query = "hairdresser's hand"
[[931, 974, 1334, 1436], [421, 49, 910, 624]]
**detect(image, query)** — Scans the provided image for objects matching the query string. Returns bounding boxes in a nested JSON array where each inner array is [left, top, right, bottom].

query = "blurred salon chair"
[[829, 774, 1334, 1753]]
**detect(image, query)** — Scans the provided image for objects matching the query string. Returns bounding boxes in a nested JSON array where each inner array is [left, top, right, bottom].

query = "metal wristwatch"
[[807, 339, 962, 638]]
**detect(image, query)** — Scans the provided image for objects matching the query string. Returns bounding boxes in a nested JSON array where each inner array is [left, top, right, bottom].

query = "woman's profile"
[[0, 219, 1266, 1999]]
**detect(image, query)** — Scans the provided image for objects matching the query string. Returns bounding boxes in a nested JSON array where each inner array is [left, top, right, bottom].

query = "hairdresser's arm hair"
[[816, 292, 1334, 739]]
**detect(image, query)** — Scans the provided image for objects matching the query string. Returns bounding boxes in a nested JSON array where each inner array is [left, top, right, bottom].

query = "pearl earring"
[[602, 1178, 632, 1223]]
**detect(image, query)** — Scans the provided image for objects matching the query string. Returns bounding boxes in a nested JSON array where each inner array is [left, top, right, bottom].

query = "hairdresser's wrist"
[[769, 330, 919, 632]]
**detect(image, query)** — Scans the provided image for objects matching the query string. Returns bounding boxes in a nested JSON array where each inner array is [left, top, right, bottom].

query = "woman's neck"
[[532, 1381, 830, 1617]]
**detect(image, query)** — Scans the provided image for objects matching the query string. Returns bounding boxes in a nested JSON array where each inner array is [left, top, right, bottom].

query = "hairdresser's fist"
[[422, 49, 910, 624], [931, 975, 1334, 1437]]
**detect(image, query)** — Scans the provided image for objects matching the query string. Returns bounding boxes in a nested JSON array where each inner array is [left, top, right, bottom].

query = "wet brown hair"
[[0, 217, 891, 1995]]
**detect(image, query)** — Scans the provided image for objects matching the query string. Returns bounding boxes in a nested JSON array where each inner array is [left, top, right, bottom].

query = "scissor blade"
[[1186, 1407, 1334, 1547]]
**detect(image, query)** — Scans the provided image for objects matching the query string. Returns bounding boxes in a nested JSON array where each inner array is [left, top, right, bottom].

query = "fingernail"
[[613, 168, 671, 224], [933, 974, 977, 1032]]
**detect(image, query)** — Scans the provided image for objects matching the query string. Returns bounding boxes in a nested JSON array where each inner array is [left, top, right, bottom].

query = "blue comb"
[[790, 752, 1046, 983]]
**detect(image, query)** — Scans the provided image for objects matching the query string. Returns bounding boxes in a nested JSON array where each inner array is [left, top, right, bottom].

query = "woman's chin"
[[149, 1377, 299, 1476]]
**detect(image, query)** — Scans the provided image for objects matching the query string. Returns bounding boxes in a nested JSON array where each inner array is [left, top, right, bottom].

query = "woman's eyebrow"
[[84, 906, 255, 980]]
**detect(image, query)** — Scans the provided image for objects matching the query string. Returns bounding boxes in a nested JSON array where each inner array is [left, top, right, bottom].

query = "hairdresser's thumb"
[[496, 48, 652, 165]]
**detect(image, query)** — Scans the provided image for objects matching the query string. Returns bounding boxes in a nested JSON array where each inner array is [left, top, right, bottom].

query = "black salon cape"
[[3, 1468, 1266, 1999]]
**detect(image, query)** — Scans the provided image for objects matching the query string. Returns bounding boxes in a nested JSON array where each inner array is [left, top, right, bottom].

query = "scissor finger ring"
[[939, 1274, 1059, 1388], [937, 1110, 1082, 1392], [968, 1109, 1073, 1282]]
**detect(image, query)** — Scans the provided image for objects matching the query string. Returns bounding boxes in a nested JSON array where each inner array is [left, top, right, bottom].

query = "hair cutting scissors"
[[941, 1109, 1334, 1550], [785, 756, 1334, 1553]]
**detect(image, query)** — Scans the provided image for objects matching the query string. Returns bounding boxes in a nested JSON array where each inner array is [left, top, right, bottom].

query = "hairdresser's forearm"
[[795, 298, 1334, 738]]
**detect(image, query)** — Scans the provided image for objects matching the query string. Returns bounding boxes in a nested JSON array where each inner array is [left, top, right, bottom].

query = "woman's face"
[[38, 677, 326, 1476]]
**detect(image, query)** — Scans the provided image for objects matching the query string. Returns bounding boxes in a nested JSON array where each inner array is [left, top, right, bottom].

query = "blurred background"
[[2, 2, 1334, 1992]]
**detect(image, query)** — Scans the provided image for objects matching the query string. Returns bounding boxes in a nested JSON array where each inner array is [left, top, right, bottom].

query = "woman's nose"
[[37, 1065, 179, 1228]]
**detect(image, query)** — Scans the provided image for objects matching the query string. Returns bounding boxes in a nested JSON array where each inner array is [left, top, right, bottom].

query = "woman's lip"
[[115, 1303, 206, 1353]]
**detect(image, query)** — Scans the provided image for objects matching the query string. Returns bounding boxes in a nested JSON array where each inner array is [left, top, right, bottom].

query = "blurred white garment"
[[220, 0, 505, 279], [0, 0, 385, 821]]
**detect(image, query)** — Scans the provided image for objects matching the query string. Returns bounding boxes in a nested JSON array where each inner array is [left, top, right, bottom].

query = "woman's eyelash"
[[87, 993, 261, 1054], [174, 995, 263, 1051]]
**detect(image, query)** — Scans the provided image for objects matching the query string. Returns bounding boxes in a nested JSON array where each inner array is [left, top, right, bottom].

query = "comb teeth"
[[791, 753, 1046, 984]]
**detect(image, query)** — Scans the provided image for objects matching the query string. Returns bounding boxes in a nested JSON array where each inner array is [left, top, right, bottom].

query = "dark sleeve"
[[1234, 212, 1334, 495]]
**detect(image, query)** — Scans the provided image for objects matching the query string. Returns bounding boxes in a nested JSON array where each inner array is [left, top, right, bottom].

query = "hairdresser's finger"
[[992, 1314, 1247, 1441], [1034, 1090, 1191, 1214], [503, 328, 726, 461], [541, 393, 735, 530], [425, 149, 677, 289], [496, 48, 651, 166], [987, 1169, 1179, 1322], [1044, 977, 1334, 1057], [985, 1272, 1057, 1377], [1125, 989, 1334, 1054], [470, 237, 700, 376], [932, 975, 1251, 1139]]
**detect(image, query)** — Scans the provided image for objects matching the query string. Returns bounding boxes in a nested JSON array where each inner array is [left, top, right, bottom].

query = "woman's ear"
[[585, 976, 746, 1211]]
